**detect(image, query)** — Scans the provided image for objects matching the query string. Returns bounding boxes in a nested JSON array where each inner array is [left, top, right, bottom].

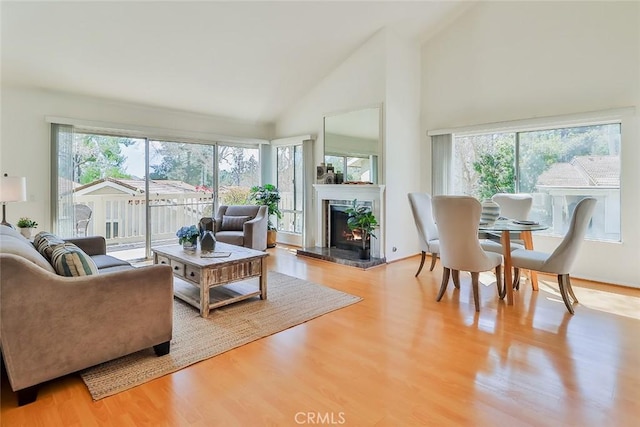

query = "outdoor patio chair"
[[74, 204, 92, 237]]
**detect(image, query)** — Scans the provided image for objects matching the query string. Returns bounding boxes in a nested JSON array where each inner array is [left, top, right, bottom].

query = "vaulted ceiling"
[[1, 1, 470, 124]]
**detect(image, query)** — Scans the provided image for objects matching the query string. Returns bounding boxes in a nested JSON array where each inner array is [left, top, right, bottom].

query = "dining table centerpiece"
[[176, 225, 199, 251]]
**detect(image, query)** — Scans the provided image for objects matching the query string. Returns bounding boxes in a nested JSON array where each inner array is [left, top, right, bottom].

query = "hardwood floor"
[[2, 246, 639, 426]]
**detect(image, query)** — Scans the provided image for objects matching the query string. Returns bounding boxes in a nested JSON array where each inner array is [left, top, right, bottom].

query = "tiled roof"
[[572, 156, 619, 186], [119, 179, 200, 194], [74, 177, 208, 194], [536, 156, 619, 187]]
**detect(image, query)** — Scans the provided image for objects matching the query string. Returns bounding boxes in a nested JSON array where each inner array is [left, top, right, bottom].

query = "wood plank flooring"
[[2, 246, 639, 426]]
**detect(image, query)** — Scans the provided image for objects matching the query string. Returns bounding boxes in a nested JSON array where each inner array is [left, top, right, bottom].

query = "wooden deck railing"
[[74, 192, 213, 245]]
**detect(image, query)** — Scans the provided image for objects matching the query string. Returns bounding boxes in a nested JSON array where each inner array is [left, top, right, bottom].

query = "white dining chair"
[[432, 196, 503, 312], [486, 193, 534, 288], [492, 193, 533, 220], [408, 193, 440, 276], [510, 197, 597, 314]]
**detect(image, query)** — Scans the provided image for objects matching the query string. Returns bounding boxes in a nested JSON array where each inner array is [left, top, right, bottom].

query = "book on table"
[[200, 252, 232, 258]]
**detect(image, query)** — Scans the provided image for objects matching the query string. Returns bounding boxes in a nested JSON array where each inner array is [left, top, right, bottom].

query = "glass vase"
[[182, 237, 198, 251]]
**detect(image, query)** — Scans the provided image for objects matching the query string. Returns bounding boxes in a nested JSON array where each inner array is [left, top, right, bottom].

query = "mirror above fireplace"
[[323, 105, 381, 184]]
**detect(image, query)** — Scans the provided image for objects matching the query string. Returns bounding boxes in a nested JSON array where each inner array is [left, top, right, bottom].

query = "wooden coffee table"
[[152, 242, 268, 317]]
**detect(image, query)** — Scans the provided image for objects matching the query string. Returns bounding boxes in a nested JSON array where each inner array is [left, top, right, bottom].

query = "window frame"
[[428, 107, 632, 243]]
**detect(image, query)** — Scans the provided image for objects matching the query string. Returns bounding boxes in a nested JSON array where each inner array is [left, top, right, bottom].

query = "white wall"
[[275, 29, 422, 261], [421, 1, 640, 286], [0, 87, 272, 230], [384, 32, 422, 261], [276, 31, 387, 164]]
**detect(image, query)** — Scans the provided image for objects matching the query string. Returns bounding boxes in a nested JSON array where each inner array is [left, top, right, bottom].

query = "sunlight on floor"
[[464, 271, 638, 320], [479, 271, 498, 287], [534, 278, 640, 320]]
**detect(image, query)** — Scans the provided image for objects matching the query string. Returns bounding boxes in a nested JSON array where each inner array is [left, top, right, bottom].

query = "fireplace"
[[329, 204, 370, 252], [296, 184, 386, 268], [313, 184, 385, 259]]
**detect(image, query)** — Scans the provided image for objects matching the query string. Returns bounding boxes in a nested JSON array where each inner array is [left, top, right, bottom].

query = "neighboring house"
[[535, 156, 620, 240], [73, 178, 213, 243]]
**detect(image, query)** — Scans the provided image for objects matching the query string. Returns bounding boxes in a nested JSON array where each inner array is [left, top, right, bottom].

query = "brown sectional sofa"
[[0, 225, 174, 406]]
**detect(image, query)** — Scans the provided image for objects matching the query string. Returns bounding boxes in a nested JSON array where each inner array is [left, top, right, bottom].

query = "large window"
[[217, 144, 260, 205], [277, 145, 303, 234], [449, 123, 621, 241]]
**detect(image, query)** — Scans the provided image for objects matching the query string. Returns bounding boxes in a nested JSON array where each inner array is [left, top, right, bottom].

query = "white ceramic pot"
[[481, 199, 500, 225], [19, 227, 33, 239]]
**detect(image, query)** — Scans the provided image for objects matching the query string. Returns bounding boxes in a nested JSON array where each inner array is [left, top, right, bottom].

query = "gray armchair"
[[200, 205, 268, 251]]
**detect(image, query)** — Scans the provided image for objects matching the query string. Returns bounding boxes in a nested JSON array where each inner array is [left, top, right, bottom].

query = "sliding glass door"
[[277, 145, 303, 235], [53, 125, 261, 261], [146, 140, 215, 258], [55, 129, 148, 260]]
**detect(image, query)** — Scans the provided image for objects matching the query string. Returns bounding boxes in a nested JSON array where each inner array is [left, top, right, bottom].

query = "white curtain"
[[431, 134, 452, 195], [51, 123, 75, 236]]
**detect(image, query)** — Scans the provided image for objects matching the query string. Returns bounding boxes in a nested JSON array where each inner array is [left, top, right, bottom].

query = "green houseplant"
[[345, 199, 378, 260], [16, 217, 38, 229], [16, 217, 38, 239], [249, 184, 282, 248]]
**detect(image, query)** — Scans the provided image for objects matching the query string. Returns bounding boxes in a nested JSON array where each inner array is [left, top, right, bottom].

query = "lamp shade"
[[0, 176, 27, 203]]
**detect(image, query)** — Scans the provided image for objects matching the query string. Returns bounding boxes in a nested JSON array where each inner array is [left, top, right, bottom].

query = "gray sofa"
[[0, 226, 174, 406]]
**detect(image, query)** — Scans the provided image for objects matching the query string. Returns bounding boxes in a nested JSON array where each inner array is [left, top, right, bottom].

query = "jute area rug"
[[80, 271, 362, 400]]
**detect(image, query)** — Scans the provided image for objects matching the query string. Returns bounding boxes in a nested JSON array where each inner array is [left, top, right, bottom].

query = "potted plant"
[[345, 199, 378, 260], [16, 217, 38, 239], [249, 184, 282, 248]]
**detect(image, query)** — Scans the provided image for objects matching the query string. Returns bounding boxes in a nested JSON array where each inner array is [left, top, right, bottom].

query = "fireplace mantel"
[[313, 184, 385, 259]]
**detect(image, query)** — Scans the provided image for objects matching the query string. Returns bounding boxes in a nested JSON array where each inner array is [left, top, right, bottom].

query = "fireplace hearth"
[[295, 246, 385, 269]]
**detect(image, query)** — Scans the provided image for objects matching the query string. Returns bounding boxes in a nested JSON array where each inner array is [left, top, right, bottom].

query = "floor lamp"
[[0, 175, 27, 228]]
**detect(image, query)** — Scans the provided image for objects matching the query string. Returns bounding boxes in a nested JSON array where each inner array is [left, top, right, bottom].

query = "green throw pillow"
[[50, 243, 99, 277]]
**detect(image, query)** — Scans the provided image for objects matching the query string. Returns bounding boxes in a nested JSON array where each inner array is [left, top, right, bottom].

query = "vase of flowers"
[[176, 225, 199, 251], [16, 217, 38, 239]]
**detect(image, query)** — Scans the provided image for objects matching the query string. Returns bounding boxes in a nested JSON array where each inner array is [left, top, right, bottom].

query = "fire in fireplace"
[[329, 205, 369, 252]]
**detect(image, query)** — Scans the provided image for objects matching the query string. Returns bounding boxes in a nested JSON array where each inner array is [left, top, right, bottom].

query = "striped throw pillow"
[[221, 215, 252, 231], [50, 243, 99, 277], [33, 231, 66, 261]]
